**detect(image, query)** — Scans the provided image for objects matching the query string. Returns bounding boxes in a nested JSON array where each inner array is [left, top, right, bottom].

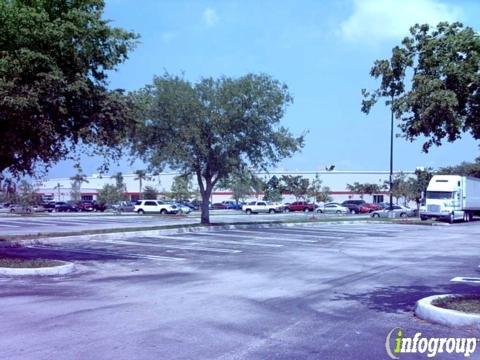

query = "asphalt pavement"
[[1, 222, 480, 359]]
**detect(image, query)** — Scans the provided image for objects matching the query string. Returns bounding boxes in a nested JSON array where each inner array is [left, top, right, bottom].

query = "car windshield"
[[426, 191, 453, 200]]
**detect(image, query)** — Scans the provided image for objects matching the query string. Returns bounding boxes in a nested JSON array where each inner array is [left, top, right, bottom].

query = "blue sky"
[[49, 0, 480, 177]]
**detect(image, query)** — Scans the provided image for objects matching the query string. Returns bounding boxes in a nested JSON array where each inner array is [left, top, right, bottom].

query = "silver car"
[[316, 203, 349, 214], [370, 205, 415, 218]]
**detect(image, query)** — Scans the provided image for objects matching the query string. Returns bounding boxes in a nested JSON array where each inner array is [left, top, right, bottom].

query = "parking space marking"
[[0, 222, 22, 228], [26, 244, 186, 262], [93, 238, 242, 254], [134, 234, 284, 248], [223, 228, 341, 240], [202, 230, 321, 243]]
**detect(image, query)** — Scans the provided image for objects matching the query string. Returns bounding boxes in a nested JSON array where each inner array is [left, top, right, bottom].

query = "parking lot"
[[0, 211, 369, 237], [1, 222, 480, 359]]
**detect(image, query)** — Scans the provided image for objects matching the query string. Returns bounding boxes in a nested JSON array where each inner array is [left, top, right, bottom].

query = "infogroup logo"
[[385, 328, 478, 359]]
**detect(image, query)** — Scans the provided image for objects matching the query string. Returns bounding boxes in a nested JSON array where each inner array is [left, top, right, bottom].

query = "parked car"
[[173, 202, 192, 214], [40, 201, 56, 212], [363, 203, 382, 212], [316, 203, 349, 214], [134, 200, 178, 214], [341, 200, 370, 214], [221, 200, 243, 210], [0, 203, 12, 213], [242, 201, 284, 214], [177, 200, 198, 211], [370, 205, 416, 218], [77, 201, 95, 212], [112, 201, 136, 212], [285, 201, 317, 212], [54, 201, 79, 212], [92, 201, 107, 212], [212, 202, 228, 210]]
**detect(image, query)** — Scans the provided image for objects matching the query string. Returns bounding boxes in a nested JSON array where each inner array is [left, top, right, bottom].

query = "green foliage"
[[130, 73, 304, 223], [406, 168, 434, 207], [17, 180, 37, 206], [281, 175, 310, 200], [218, 169, 265, 204], [134, 170, 149, 199], [347, 182, 383, 198], [308, 174, 332, 203], [263, 176, 283, 202], [0, 0, 138, 176], [142, 186, 158, 200], [437, 157, 480, 178], [363, 22, 480, 152], [97, 184, 124, 206], [170, 175, 194, 201]]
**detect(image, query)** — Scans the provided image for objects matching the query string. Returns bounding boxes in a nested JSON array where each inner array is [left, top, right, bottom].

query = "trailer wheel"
[[420, 215, 428, 221]]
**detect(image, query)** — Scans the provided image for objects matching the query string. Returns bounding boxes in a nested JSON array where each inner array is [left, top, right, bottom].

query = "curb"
[[415, 294, 480, 328], [0, 261, 75, 276]]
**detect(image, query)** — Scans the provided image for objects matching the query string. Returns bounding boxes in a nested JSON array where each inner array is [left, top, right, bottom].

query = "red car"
[[285, 201, 317, 212], [363, 203, 382, 212]]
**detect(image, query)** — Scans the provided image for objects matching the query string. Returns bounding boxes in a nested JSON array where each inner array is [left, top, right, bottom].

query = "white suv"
[[134, 200, 178, 215]]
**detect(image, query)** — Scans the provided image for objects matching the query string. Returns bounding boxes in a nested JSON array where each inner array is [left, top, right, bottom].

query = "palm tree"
[[70, 165, 89, 201], [134, 170, 148, 200]]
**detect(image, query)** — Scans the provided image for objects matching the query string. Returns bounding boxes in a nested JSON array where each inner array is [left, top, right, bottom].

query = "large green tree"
[[363, 22, 480, 152], [169, 174, 194, 201], [0, 0, 138, 176], [263, 175, 283, 202], [281, 175, 310, 201], [130, 73, 304, 224]]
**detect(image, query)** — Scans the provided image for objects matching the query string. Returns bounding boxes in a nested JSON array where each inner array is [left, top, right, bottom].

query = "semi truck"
[[420, 175, 480, 223]]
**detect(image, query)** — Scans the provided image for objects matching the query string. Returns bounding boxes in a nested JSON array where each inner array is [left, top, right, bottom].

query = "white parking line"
[[0, 223, 22, 228], [224, 228, 340, 239], [204, 230, 321, 243], [135, 235, 284, 248], [94, 238, 242, 254]]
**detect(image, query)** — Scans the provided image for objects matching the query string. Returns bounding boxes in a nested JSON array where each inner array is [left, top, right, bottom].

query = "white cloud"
[[202, 7, 219, 28], [340, 0, 463, 43]]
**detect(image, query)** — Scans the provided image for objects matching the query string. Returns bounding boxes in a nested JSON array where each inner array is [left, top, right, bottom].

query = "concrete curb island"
[[0, 261, 75, 276], [415, 294, 480, 328]]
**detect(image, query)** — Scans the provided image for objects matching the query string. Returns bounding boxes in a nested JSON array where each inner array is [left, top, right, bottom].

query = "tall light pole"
[[389, 94, 394, 209]]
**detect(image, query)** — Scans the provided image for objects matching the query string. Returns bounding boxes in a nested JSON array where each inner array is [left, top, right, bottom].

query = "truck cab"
[[420, 175, 478, 223]]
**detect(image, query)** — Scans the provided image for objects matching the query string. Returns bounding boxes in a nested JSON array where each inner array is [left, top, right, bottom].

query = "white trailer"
[[420, 175, 480, 223]]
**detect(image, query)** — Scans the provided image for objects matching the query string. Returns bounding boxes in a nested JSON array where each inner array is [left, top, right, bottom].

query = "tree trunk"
[[200, 184, 213, 224]]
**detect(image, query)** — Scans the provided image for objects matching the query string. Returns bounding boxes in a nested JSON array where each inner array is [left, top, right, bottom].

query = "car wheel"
[[400, 213, 407, 218], [285, 208, 290, 213], [372, 213, 380, 218], [335, 210, 341, 214], [350, 209, 355, 214], [26, 208, 32, 214], [9, 208, 15, 213], [317, 209, 323, 214], [449, 213, 455, 224], [137, 209, 145, 215], [269, 209, 275, 214], [304, 208, 310, 212], [420, 215, 428, 221], [160, 209, 167, 215], [246, 209, 252, 215]]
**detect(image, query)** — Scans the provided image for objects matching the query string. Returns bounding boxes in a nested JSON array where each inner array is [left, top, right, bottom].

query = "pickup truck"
[[242, 201, 284, 214]]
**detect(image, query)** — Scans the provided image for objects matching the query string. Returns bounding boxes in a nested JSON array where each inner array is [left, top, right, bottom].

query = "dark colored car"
[[341, 200, 370, 214], [212, 202, 228, 210], [40, 201, 56, 212], [55, 201, 79, 212], [285, 201, 317, 212], [77, 201, 95, 212], [92, 201, 107, 212]]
